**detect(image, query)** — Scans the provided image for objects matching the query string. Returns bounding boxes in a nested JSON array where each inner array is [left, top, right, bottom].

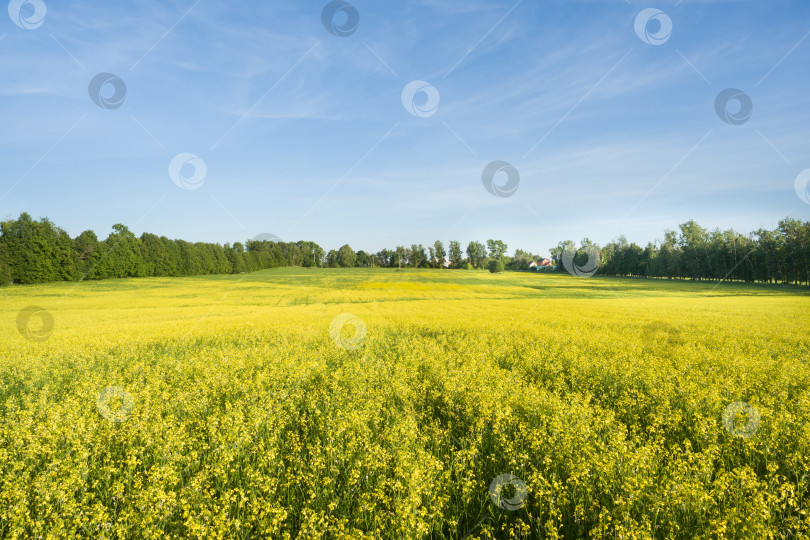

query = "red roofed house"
[[529, 258, 555, 271]]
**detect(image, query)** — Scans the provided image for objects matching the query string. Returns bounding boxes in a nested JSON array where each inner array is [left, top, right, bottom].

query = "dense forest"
[[0, 213, 808, 286]]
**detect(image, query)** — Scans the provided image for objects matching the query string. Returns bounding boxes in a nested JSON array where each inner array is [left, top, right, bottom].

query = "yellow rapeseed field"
[[1, 268, 808, 538]]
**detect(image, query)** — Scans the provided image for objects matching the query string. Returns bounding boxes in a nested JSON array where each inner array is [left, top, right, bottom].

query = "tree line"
[[551, 218, 810, 286], [0, 213, 325, 285], [0, 213, 807, 286]]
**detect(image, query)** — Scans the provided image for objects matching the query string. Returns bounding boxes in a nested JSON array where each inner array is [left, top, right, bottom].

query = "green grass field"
[[1, 269, 808, 538]]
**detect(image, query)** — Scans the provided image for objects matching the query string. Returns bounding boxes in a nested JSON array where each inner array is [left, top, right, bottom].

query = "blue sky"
[[1, 0, 808, 255]]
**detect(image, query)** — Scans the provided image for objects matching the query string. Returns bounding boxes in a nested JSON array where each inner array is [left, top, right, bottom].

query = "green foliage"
[[488, 259, 505, 273], [408, 244, 427, 268], [74, 230, 101, 279], [486, 239, 508, 260], [394, 246, 407, 269], [337, 244, 356, 268], [0, 239, 11, 286], [507, 249, 537, 271], [448, 240, 463, 268], [596, 217, 810, 285], [466, 241, 487, 269], [355, 250, 370, 267], [325, 249, 338, 268], [0, 214, 328, 285], [433, 240, 446, 268], [0, 213, 77, 284], [1, 213, 809, 287], [224, 243, 247, 274]]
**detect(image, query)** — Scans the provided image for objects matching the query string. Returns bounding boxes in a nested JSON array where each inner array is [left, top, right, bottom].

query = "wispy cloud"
[[1, 0, 808, 251]]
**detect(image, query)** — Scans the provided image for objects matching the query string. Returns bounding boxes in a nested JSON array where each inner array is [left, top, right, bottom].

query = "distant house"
[[530, 257, 555, 271]]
